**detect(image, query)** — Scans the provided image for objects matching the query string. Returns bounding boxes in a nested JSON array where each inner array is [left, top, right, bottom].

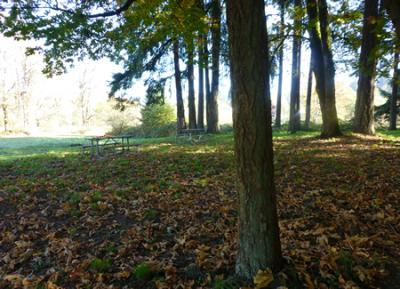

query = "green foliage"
[[145, 79, 166, 106], [0, 0, 209, 97], [69, 192, 81, 206], [108, 103, 175, 138], [141, 103, 176, 137], [133, 263, 153, 280], [91, 191, 103, 203], [144, 208, 159, 219], [375, 87, 399, 120], [68, 227, 78, 236], [378, 129, 400, 139], [219, 124, 233, 133], [337, 251, 355, 279], [89, 258, 112, 272], [213, 278, 240, 289], [35, 284, 46, 289]]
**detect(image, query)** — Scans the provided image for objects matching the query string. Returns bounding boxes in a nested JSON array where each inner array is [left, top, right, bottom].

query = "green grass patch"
[[89, 258, 112, 272], [133, 263, 153, 280]]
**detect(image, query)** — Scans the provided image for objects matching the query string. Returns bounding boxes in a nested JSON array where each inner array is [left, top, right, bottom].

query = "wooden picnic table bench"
[[176, 128, 206, 143], [83, 135, 138, 157]]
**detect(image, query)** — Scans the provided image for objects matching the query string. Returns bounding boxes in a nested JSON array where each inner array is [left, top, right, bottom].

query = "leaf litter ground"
[[0, 134, 399, 289]]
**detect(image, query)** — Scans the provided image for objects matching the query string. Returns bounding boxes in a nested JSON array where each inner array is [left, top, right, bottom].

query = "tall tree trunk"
[[198, 38, 205, 129], [207, 0, 220, 133], [289, 0, 302, 133], [353, 0, 379, 135], [197, 0, 205, 130], [275, 0, 284, 128], [173, 40, 186, 130], [390, 46, 399, 130], [383, 0, 400, 38], [306, 0, 342, 138], [204, 38, 211, 115], [187, 46, 197, 129], [305, 54, 313, 130], [2, 104, 8, 132], [226, 0, 283, 279]]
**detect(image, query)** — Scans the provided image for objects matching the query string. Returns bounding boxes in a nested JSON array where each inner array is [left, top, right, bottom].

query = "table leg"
[[90, 140, 94, 157], [96, 140, 100, 156]]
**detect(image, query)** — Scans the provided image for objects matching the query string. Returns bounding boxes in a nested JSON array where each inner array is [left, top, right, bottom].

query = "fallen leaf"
[[254, 268, 274, 289]]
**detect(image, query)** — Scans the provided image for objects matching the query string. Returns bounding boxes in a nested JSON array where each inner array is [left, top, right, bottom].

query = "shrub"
[[107, 103, 177, 138], [141, 103, 176, 137], [105, 100, 141, 135], [219, 124, 233, 133]]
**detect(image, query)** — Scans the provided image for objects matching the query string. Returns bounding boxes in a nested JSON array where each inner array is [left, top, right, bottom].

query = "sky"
[[0, 32, 372, 130]]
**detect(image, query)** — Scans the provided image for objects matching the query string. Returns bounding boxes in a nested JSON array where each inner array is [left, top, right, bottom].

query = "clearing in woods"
[[0, 131, 399, 288]]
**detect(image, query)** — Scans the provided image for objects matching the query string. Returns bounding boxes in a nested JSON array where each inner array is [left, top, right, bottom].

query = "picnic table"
[[176, 128, 206, 143], [84, 135, 137, 157]]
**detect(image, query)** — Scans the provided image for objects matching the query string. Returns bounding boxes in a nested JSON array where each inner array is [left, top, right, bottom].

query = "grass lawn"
[[0, 130, 399, 288]]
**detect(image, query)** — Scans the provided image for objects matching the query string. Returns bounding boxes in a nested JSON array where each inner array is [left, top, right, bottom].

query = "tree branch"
[[3, 0, 137, 19]]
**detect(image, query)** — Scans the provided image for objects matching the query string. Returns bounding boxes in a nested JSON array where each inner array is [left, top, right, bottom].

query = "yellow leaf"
[[253, 268, 274, 289], [4, 274, 23, 282], [114, 271, 131, 279], [303, 273, 315, 289], [46, 281, 63, 289]]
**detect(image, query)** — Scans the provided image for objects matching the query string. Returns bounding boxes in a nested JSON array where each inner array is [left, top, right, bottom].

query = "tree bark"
[[173, 40, 186, 130], [198, 38, 205, 129], [204, 38, 211, 117], [353, 0, 379, 135], [275, 0, 284, 128], [207, 0, 220, 133], [383, 0, 400, 38], [2, 104, 8, 132], [289, 0, 302, 133], [187, 46, 197, 129], [306, 0, 342, 138], [305, 54, 313, 130], [226, 0, 283, 279], [390, 46, 399, 130], [197, 0, 205, 130]]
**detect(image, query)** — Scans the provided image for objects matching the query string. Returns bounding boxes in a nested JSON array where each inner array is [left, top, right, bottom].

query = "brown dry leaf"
[[4, 274, 24, 286], [22, 276, 41, 288], [114, 271, 131, 279], [253, 268, 274, 289], [46, 281, 63, 289], [303, 273, 315, 289]]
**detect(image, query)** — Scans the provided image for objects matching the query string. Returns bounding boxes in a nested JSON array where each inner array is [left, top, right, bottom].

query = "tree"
[[0, 50, 14, 132], [173, 40, 187, 130], [187, 43, 197, 129], [0, 0, 207, 131], [197, 40, 205, 129], [353, 0, 379, 135], [305, 54, 313, 130], [275, 0, 285, 128], [383, 0, 400, 38], [207, 0, 221, 133], [15, 54, 34, 129], [74, 68, 94, 127], [226, 0, 283, 279], [289, 0, 302, 133], [204, 37, 212, 125], [389, 45, 399, 130], [197, 0, 206, 130], [306, 0, 342, 137]]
